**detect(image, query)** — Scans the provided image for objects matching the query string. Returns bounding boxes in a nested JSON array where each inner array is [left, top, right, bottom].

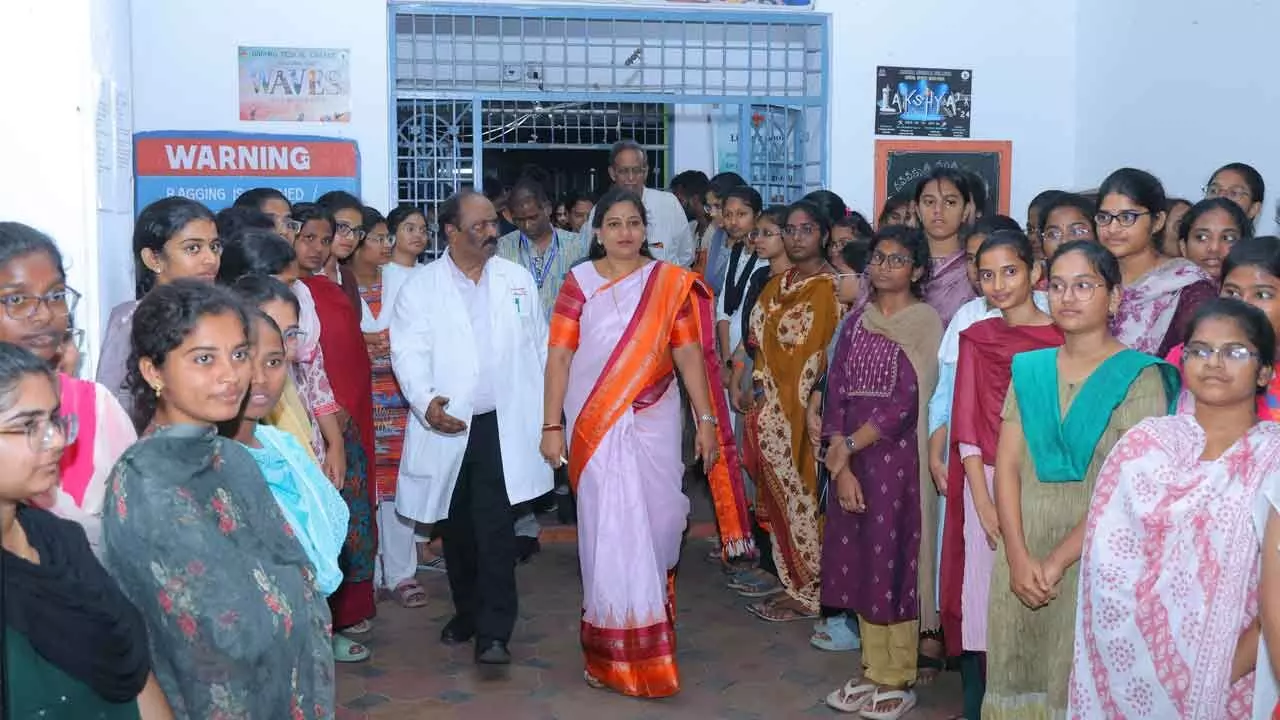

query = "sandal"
[[746, 597, 818, 623], [344, 619, 373, 636], [811, 615, 861, 651], [584, 671, 606, 690], [917, 630, 945, 685], [736, 574, 783, 599], [332, 633, 371, 663], [392, 579, 428, 609], [859, 688, 917, 720], [825, 679, 876, 713]]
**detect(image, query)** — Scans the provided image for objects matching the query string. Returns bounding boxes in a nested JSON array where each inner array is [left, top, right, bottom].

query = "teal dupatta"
[[1011, 348, 1179, 482]]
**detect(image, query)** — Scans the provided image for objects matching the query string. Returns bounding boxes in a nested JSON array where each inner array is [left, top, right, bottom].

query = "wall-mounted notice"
[[875, 66, 972, 138], [134, 132, 360, 213], [238, 46, 351, 123], [874, 139, 1011, 218]]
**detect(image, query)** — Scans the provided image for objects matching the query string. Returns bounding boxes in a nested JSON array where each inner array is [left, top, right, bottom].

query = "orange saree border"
[[582, 572, 679, 698], [566, 262, 755, 558]]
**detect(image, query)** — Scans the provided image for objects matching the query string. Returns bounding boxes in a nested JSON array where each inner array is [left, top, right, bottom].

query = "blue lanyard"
[[519, 231, 559, 290]]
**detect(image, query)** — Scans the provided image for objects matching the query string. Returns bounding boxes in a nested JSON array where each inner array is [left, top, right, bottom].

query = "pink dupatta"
[[1069, 415, 1280, 719]]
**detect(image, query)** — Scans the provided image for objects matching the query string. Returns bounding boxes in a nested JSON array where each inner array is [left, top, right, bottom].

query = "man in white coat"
[[583, 139, 696, 267], [390, 190, 552, 665]]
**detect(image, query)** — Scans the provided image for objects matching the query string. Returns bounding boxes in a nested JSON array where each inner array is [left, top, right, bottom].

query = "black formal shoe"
[[475, 639, 511, 665], [440, 617, 475, 645], [515, 536, 541, 564]]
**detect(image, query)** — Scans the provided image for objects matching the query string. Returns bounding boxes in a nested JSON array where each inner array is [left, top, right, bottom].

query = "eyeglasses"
[[1047, 279, 1104, 300], [366, 233, 396, 248], [278, 219, 302, 234], [783, 223, 819, 238], [1204, 184, 1252, 203], [282, 328, 308, 346], [1183, 341, 1259, 364], [704, 202, 723, 216], [868, 251, 912, 268], [0, 287, 81, 320], [0, 412, 78, 452], [613, 166, 648, 178], [753, 229, 781, 240], [1094, 210, 1151, 227], [335, 223, 367, 242], [64, 328, 85, 351], [1042, 224, 1095, 242]]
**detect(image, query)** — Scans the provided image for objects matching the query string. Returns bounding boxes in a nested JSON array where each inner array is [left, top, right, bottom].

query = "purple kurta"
[[820, 315, 922, 624], [924, 251, 976, 328]]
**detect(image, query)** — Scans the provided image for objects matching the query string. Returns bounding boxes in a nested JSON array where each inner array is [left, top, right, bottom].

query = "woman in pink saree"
[[1070, 298, 1279, 719], [541, 188, 752, 698]]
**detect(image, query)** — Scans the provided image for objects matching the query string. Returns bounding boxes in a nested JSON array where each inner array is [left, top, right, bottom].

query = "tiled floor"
[[335, 533, 963, 719]]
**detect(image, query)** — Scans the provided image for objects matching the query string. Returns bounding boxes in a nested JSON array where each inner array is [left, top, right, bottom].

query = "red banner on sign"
[[135, 137, 357, 177]]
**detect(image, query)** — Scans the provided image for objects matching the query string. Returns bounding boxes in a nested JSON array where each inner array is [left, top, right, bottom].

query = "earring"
[[152, 384, 163, 397]]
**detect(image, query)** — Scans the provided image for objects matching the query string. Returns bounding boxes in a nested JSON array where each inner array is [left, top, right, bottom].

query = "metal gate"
[[389, 3, 829, 250]]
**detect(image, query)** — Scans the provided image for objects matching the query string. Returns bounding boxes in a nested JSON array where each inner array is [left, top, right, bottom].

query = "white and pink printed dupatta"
[[1069, 415, 1280, 720], [1111, 258, 1211, 354]]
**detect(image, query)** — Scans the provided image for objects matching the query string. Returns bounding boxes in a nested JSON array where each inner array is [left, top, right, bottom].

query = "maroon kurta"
[[820, 313, 922, 624]]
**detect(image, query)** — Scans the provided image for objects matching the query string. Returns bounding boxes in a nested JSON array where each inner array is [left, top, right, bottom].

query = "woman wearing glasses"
[[983, 241, 1178, 720], [1037, 193, 1097, 262], [744, 199, 842, 624], [98, 198, 222, 415], [1070, 299, 1278, 718], [820, 226, 941, 717], [346, 205, 423, 609], [1098, 168, 1217, 356], [0, 223, 137, 554], [0, 341, 172, 719], [1206, 162, 1266, 225]]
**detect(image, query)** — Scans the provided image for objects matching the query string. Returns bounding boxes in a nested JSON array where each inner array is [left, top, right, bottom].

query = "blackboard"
[[874, 139, 1012, 219]]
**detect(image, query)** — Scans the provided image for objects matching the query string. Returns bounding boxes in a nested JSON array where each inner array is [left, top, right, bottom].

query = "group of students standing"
[[3, 142, 1280, 720], [0, 185, 443, 717], [682, 159, 1280, 720]]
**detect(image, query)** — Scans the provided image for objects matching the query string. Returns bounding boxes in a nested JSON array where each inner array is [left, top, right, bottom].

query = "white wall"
[[1075, 0, 1278, 234], [819, 0, 1079, 221], [0, 0, 130, 372], [130, 0, 391, 211]]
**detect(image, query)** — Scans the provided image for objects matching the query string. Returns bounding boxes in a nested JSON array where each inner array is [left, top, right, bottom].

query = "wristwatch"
[[845, 436, 856, 452], [698, 414, 718, 426]]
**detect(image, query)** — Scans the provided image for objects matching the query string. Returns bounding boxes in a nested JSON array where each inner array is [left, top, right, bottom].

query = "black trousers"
[[442, 412, 517, 643]]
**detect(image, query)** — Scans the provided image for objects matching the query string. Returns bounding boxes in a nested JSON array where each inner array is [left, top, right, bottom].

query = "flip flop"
[[332, 633, 370, 663], [746, 599, 818, 623], [859, 688, 917, 720], [825, 679, 876, 713]]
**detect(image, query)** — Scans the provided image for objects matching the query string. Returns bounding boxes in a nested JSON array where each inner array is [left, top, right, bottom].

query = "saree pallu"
[[301, 276, 378, 628], [1068, 416, 1280, 719], [552, 260, 751, 698], [1111, 258, 1213, 355], [748, 269, 843, 611]]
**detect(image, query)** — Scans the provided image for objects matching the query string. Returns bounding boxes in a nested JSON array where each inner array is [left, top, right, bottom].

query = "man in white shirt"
[[583, 139, 696, 268], [390, 190, 552, 665]]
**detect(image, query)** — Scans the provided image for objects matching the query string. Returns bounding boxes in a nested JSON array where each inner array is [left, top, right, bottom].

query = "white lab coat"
[[389, 255, 553, 523]]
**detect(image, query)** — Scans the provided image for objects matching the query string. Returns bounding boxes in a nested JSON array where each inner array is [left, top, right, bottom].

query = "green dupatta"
[[1011, 348, 1179, 482]]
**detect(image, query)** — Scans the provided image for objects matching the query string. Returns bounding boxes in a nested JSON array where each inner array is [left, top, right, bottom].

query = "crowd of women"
[[3, 153, 1280, 720], [656, 160, 1280, 720], [0, 188, 442, 717]]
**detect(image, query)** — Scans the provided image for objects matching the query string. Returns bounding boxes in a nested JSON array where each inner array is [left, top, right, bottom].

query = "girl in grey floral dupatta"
[[102, 280, 334, 719]]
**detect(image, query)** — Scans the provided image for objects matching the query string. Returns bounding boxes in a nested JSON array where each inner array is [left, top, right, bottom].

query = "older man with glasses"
[[583, 139, 696, 270]]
